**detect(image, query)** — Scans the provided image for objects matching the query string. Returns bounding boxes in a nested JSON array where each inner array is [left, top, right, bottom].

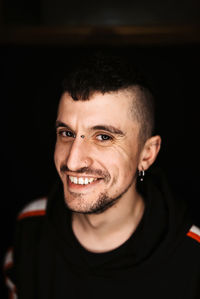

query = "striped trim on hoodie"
[[187, 225, 200, 243], [17, 197, 47, 220]]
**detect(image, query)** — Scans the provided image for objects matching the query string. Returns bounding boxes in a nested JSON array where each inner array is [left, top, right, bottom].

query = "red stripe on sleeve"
[[187, 231, 200, 243], [17, 210, 46, 220]]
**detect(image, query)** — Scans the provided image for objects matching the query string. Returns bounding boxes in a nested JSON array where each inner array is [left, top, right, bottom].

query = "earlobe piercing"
[[138, 169, 145, 182]]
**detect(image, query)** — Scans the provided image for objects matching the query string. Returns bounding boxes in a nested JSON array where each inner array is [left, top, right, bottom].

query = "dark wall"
[[3, 0, 200, 26], [42, 0, 200, 26], [1, 44, 200, 297]]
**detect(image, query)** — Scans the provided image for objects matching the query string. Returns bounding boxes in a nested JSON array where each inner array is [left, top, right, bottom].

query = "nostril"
[[83, 157, 93, 167]]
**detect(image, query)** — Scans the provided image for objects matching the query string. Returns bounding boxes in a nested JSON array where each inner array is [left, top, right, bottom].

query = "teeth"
[[78, 178, 84, 185], [69, 176, 74, 183], [69, 176, 97, 185]]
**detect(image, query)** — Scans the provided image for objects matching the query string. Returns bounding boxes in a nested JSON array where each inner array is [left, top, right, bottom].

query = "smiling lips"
[[68, 176, 101, 186]]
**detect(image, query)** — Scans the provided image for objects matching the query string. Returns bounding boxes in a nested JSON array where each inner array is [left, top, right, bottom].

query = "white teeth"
[[69, 176, 74, 183], [69, 176, 97, 185], [78, 178, 84, 185], [84, 178, 89, 185]]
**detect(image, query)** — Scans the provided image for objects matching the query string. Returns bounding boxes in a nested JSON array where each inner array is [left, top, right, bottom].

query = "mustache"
[[60, 165, 110, 179]]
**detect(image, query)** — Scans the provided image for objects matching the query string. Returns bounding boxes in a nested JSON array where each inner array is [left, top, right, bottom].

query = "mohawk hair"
[[62, 51, 155, 144]]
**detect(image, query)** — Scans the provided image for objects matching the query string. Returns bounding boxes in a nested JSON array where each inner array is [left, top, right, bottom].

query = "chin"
[[63, 188, 127, 215]]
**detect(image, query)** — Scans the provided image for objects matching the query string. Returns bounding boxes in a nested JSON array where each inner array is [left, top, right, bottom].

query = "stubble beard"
[[63, 179, 134, 215]]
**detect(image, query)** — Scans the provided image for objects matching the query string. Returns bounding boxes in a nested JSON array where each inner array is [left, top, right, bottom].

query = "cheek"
[[54, 142, 67, 170], [54, 145, 60, 172], [101, 147, 137, 178], [114, 143, 138, 166], [109, 146, 139, 180]]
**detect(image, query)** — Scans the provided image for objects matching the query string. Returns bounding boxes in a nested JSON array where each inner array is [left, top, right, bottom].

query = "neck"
[[72, 187, 145, 253]]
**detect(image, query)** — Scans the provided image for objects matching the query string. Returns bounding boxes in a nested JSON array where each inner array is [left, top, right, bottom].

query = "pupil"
[[102, 135, 109, 140], [67, 131, 75, 137]]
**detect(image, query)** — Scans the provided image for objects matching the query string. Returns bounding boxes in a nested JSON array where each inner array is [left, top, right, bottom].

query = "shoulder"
[[4, 197, 48, 298], [17, 197, 47, 221], [186, 224, 200, 244], [15, 197, 48, 239], [13, 197, 48, 254]]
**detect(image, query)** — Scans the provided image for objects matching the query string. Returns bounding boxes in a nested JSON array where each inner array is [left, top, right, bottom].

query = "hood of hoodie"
[[45, 167, 193, 278]]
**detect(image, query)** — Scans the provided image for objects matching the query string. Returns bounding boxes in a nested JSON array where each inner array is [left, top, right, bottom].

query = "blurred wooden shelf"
[[0, 25, 200, 45]]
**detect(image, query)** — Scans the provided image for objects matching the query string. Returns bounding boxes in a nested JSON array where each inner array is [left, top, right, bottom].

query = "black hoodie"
[[4, 168, 200, 299]]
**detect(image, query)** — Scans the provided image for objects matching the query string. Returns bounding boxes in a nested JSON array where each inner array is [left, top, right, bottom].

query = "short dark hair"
[[62, 51, 155, 145]]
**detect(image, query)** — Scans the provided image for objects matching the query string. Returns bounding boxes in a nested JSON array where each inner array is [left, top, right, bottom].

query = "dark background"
[[1, 0, 200, 298]]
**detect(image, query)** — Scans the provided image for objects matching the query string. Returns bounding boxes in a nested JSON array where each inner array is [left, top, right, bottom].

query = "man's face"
[[54, 90, 141, 214]]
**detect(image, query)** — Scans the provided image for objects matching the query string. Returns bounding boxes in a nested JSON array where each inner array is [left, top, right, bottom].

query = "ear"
[[138, 135, 161, 171]]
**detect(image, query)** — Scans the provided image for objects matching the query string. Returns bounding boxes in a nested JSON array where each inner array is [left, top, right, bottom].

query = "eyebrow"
[[55, 121, 125, 136], [55, 121, 74, 132], [90, 125, 125, 136]]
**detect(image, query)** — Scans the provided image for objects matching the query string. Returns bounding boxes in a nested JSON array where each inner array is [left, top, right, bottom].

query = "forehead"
[[57, 91, 138, 131]]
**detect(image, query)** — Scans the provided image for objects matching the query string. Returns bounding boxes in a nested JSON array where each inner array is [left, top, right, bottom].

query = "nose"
[[66, 137, 93, 172]]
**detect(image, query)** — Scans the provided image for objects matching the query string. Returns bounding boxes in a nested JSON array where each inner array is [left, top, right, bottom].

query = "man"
[[4, 52, 200, 298]]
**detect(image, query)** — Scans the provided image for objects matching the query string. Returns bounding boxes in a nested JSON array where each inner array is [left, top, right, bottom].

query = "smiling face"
[[54, 90, 143, 214]]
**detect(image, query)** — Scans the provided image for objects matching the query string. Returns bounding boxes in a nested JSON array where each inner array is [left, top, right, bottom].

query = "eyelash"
[[57, 130, 113, 142], [57, 130, 75, 138], [96, 134, 113, 142]]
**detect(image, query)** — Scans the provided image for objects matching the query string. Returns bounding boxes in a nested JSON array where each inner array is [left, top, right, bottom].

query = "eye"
[[57, 130, 75, 138], [96, 134, 113, 142]]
